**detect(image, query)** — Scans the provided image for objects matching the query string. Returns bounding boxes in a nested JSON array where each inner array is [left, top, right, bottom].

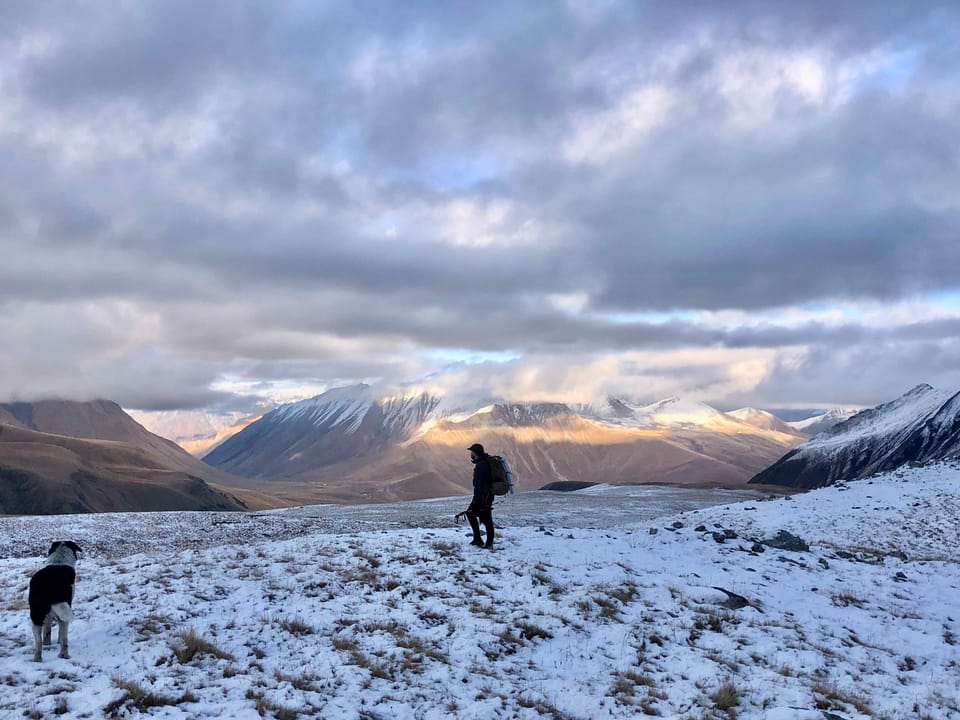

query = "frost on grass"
[[0, 466, 957, 718]]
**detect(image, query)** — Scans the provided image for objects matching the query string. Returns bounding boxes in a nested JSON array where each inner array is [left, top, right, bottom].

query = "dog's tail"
[[50, 603, 74, 623]]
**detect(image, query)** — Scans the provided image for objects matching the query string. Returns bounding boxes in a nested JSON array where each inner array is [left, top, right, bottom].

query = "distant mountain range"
[[0, 388, 899, 513], [202, 385, 809, 503], [750, 384, 960, 489], [0, 400, 267, 514]]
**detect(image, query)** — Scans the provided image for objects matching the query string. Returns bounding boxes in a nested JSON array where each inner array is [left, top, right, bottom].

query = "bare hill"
[[0, 423, 249, 514]]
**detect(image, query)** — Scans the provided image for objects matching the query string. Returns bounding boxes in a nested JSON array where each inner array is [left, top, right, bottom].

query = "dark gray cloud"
[[1, 0, 958, 410]]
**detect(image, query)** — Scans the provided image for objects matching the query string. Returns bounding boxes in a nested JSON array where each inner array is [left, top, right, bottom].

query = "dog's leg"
[[42, 614, 52, 647], [32, 624, 42, 662], [49, 604, 73, 659], [57, 619, 69, 659]]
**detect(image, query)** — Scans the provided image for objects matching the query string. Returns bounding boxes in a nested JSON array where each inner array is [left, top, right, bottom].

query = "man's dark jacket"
[[468, 456, 493, 512]]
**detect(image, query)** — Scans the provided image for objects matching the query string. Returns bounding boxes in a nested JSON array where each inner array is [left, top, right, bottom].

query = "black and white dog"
[[28, 541, 81, 661]]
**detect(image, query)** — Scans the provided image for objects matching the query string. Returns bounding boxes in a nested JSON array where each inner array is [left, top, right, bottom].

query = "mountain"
[[786, 407, 860, 436], [127, 409, 263, 456], [204, 387, 806, 504], [0, 400, 271, 513], [749, 384, 960, 489], [203, 385, 441, 481], [727, 407, 798, 435], [0, 424, 247, 514]]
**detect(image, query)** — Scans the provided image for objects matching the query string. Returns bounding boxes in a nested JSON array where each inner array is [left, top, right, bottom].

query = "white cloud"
[[563, 85, 675, 165]]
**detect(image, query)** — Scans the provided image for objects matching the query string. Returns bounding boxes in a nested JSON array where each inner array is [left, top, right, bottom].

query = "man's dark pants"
[[466, 506, 495, 547]]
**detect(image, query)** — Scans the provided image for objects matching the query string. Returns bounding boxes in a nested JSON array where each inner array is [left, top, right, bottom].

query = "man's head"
[[468, 443, 485, 460]]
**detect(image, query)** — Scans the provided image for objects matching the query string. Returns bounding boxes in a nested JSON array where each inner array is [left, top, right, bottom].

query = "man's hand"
[[454, 511, 467, 524]]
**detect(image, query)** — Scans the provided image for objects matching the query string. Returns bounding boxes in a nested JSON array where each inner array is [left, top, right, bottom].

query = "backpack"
[[488, 455, 515, 496]]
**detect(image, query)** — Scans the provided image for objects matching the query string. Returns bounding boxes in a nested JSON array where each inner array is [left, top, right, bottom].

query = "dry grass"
[[710, 680, 740, 716], [172, 628, 235, 664], [830, 592, 866, 608], [246, 689, 301, 720], [279, 616, 315, 636], [104, 677, 196, 718], [517, 694, 575, 720], [811, 682, 872, 714]]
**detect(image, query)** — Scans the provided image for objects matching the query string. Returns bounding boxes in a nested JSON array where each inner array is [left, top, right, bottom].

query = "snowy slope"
[[0, 465, 956, 719], [787, 408, 860, 436], [752, 384, 960, 488], [581, 396, 743, 431], [728, 407, 801, 435]]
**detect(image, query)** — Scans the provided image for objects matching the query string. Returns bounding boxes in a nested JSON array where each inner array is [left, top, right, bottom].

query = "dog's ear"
[[47, 541, 61, 555], [64, 541, 82, 555]]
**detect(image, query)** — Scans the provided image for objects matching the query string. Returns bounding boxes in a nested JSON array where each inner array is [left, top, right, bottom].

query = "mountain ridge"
[[203, 386, 808, 503], [0, 400, 265, 513], [750, 384, 960, 488]]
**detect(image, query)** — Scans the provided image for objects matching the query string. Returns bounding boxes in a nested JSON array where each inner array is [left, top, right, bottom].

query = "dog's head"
[[46, 541, 81, 567]]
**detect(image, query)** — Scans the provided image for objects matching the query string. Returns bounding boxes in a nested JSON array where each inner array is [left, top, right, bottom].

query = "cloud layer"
[[2, 1, 959, 411]]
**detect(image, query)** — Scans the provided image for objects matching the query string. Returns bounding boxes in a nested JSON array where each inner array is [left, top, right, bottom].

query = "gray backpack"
[[488, 455, 515, 496]]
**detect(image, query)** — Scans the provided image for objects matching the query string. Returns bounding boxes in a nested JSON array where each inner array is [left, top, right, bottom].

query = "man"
[[456, 443, 495, 549]]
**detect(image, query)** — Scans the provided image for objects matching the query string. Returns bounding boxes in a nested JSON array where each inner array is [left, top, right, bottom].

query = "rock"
[[751, 542, 766, 553], [712, 532, 726, 544], [671, 520, 684, 529], [711, 586, 751, 610], [818, 558, 830, 569], [723, 528, 738, 540], [695, 524, 707, 532], [649, 528, 658, 535], [762, 530, 809, 552]]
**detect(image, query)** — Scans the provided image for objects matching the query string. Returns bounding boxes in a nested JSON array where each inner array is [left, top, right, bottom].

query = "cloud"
[[0, 1, 958, 411]]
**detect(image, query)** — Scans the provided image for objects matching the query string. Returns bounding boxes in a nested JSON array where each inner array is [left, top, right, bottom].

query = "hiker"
[[455, 443, 495, 549]]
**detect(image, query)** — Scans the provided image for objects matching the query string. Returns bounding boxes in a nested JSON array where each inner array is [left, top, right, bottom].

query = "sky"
[[1, 0, 959, 415]]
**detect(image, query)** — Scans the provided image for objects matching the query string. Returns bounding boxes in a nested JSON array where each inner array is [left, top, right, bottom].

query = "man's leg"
[[466, 511, 483, 545], [479, 508, 495, 548]]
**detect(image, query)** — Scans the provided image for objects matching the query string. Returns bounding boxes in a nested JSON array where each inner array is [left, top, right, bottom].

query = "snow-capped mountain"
[[579, 396, 749, 431], [128, 408, 263, 456], [202, 385, 443, 481], [203, 386, 805, 503], [750, 384, 960, 488], [786, 407, 860, 436], [727, 407, 798, 435]]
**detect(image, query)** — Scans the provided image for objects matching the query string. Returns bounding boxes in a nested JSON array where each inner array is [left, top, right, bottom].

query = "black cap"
[[467, 443, 485, 455]]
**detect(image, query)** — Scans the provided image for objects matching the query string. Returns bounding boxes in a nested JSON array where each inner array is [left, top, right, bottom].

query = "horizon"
[[2, 2, 959, 415]]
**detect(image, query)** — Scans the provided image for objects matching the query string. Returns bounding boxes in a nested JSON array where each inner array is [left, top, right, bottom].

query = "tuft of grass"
[[811, 682, 872, 714], [279, 617, 315, 636], [517, 694, 575, 720], [517, 621, 554, 642], [831, 592, 866, 608], [274, 669, 321, 692], [611, 670, 656, 698], [710, 680, 740, 715], [172, 628, 235, 664], [104, 677, 196, 718], [431, 540, 459, 557], [246, 689, 300, 720]]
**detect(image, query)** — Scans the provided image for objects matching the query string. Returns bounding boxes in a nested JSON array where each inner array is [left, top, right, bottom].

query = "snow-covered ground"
[[0, 469, 956, 719]]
